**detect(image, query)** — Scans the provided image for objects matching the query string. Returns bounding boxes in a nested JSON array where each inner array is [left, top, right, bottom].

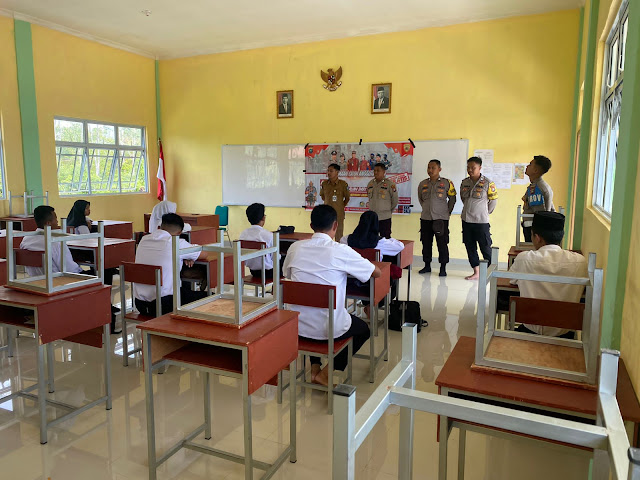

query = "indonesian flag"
[[157, 139, 167, 201]]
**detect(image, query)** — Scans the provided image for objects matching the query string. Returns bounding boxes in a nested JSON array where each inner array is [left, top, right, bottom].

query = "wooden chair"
[[509, 296, 585, 333], [119, 262, 162, 366], [239, 240, 274, 297], [279, 280, 352, 414], [350, 248, 384, 333], [14, 249, 44, 268]]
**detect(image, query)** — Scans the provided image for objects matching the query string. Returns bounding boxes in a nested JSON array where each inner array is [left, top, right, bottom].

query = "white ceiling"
[[0, 0, 584, 59]]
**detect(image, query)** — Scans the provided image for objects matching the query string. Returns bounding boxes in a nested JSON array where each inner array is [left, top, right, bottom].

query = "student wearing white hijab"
[[149, 200, 191, 233]]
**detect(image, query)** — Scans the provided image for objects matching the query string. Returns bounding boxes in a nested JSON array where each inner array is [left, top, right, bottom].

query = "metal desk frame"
[[332, 324, 638, 480]]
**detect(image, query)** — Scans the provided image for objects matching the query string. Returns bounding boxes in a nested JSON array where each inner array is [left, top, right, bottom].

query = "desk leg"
[[369, 309, 376, 383], [142, 332, 157, 480], [398, 356, 415, 479], [46, 343, 55, 393], [242, 349, 253, 480], [37, 344, 48, 444], [407, 266, 411, 303], [438, 388, 449, 480], [104, 324, 112, 410], [289, 358, 297, 463], [204, 372, 212, 440], [458, 427, 466, 480], [384, 293, 389, 362]]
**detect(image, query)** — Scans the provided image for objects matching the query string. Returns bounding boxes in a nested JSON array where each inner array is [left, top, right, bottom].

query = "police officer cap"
[[331, 150, 337, 155], [532, 211, 565, 231]]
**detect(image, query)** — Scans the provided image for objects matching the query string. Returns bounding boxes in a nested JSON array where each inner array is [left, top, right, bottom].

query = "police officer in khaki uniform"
[[460, 156, 498, 280], [320, 162, 350, 241], [367, 162, 398, 238], [417, 159, 457, 276]]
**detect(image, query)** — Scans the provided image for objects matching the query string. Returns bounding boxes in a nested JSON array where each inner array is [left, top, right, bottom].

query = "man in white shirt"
[[510, 211, 588, 338], [283, 205, 381, 386], [20, 205, 83, 278], [238, 203, 281, 279], [134, 213, 206, 316]]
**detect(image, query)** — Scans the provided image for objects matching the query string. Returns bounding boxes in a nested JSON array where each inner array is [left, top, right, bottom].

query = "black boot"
[[439, 264, 447, 277], [110, 312, 122, 335], [419, 263, 431, 274]]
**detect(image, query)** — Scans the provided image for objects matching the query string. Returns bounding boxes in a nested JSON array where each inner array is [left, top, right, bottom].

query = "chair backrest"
[[239, 240, 265, 250], [282, 280, 336, 309], [121, 261, 162, 286], [15, 249, 44, 267], [510, 296, 585, 331], [215, 205, 229, 227], [352, 247, 380, 262]]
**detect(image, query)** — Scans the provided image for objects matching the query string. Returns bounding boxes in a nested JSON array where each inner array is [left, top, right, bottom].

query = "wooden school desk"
[[143, 213, 219, 233], [0, 284, 112, 444], [435, 336, 640, 480], [0, 233, 22, 259], [184, 226, 217, 246], [0, 259, 6, 286], [397, 239, 415, 303], [67, 238, 135, 270], [137, 308, 298, 480], [191, 251, 235, 291], [91, 220, 133, 239], [0, 216, 37, 232]]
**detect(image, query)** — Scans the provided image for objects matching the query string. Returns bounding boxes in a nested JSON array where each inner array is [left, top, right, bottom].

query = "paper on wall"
[[473, 149, 494, 178], [491, 163, 513, 189], [512, 163, 529, 185]]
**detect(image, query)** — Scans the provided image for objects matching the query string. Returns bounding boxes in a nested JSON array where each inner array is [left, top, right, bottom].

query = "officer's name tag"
[[332, 195, 337, 202]]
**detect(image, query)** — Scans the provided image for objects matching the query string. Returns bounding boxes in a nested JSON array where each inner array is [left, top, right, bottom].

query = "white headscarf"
[[149, 200, 191, 233]]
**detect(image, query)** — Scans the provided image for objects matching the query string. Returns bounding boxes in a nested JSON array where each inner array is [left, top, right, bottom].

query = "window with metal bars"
[[54, 117, 148, 196], [592, 1, 628, 218]]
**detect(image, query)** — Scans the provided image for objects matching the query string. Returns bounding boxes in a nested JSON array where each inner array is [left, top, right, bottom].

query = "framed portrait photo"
[[277, 90, 294, 118], [371, 83, 391, 114]]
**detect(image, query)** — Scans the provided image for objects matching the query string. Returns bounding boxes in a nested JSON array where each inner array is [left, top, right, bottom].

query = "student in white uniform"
[[510, 211, 587, 338], [283, 205, 381, 387], [134, 213, 206, 316], [20, 205, 83, 278], [238, 203, 281, 279], [66, 200, 92, 234]]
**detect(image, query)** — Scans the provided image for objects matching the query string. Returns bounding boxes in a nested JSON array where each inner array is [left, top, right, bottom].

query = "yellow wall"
[[30, 25, 158, 230], [0, 16, 26, 215], [160, 9, 580, 263], [621, 148, 640, 392]]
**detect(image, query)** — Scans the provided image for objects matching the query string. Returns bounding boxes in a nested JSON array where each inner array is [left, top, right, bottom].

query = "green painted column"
[[155, 59, 162, 139], [572, 0, 600, 250], [601, 0, 640, 350], [565, 7, 585, 248], [14, 20, 43, 198]]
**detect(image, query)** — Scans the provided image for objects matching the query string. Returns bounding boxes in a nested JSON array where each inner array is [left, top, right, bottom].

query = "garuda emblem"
[[321, 67, 342, 91]]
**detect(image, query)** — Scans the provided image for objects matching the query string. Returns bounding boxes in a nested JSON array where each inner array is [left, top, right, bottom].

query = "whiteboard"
[[411, 139, 469, 215], [222, 144, 306, 207], [222, 139, 468, 213]]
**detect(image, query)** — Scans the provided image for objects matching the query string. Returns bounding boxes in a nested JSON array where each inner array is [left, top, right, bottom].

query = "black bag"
[[278, 225, 295, 234], [388, 300, 426, 332]]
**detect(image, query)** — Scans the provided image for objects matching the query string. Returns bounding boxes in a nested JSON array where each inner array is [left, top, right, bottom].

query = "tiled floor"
[[0, 264, 591, 479]]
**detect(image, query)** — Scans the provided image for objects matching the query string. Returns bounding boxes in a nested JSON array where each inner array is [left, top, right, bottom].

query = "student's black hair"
[[428, 159, 441, 167], [246, 203, 265, 225], [533, 155, 552, 174], [374, 162, 387, 170], [328, 163, 341, 171], [467, 156, 482, 166], [310, 205, 337, 232], [161, 213, 185, 231], [34, 205, 55, 228], [375, 153, 382, 158], [531, 226, 564, 246]]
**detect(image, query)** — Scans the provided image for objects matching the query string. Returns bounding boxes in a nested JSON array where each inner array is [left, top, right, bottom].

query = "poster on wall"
[[304, 142, 414, 213]]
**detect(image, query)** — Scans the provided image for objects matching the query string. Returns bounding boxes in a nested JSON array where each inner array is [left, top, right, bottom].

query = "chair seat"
[[125, 312, 154, 323], [298, 337, 351, 355]]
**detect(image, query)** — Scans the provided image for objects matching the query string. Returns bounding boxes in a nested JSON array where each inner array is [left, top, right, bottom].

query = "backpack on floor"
[[388, 300, 426, 332]]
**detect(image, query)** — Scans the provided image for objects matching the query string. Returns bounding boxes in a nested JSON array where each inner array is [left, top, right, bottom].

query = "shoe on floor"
[[418, 265, 431, 274], [439, 265, 447, 277]]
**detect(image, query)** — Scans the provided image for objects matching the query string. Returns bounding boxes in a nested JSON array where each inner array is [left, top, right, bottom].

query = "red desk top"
[[138, 308, 299, 347], [398, 240, 415, 269], [67, 238, 135, 248], [0, 216, 37, 231], [436, 336, 640, 422]]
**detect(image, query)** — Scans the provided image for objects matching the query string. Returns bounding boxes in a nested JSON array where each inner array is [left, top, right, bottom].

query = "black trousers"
[[249, 268, 273, 279], [516, 324, 576, 340], [420, 219, 450, 264], [300, 315, 370, 371], [135, 287, 208, 317], [462, 221, 492, 268], [523, 226, 532, 242], [379, 218, 392, 239]]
